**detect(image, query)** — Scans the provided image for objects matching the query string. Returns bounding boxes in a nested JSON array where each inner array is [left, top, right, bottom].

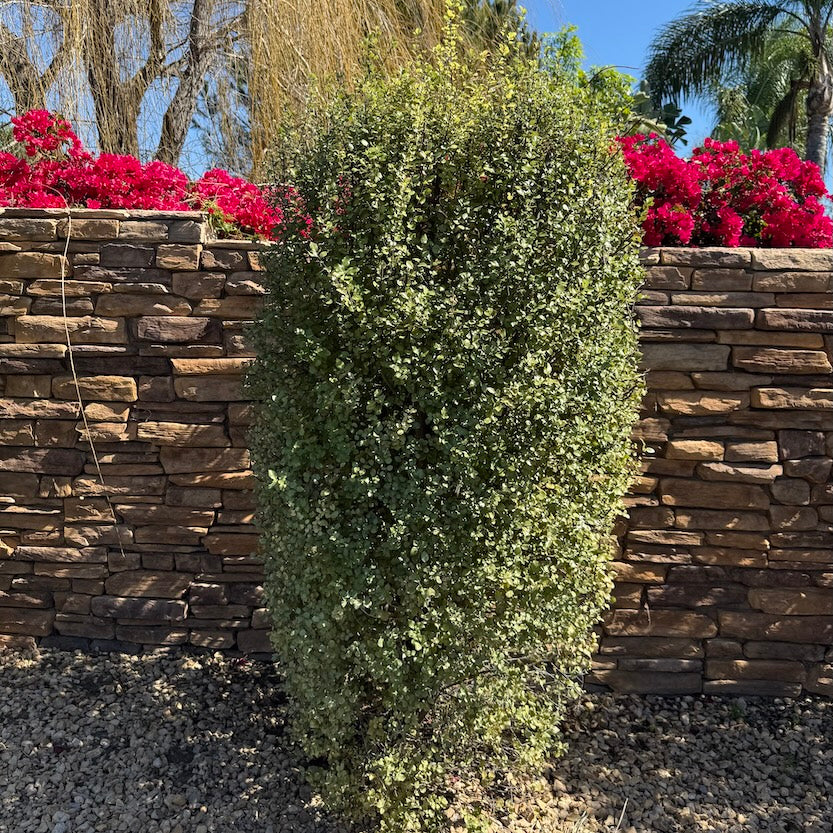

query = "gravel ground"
[[0, 648, 831, 833]]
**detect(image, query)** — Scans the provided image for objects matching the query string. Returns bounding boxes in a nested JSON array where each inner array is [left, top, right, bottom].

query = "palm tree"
[[645, 1, 833, 168], [710, 27, 814, 151]]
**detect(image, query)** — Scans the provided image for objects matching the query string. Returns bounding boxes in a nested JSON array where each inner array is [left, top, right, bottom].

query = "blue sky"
[[523, 0, 715, 147]]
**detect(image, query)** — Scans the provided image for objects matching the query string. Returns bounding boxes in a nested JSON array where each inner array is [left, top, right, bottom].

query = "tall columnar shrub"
[[249, 21, 644, 832]]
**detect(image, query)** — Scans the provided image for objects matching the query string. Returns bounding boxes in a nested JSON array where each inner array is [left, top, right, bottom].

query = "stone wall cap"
[[0, 207, 207, 220]]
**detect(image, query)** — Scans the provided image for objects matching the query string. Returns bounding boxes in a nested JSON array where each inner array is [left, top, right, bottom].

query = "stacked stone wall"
[[0, 213, 830, 696], [592, 247, 833, 697], [0, 209, 270, 654]]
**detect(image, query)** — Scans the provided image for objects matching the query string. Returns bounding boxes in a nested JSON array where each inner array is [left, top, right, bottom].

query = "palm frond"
[[766, 77, 805, 144], [645, 1, 798, 103]]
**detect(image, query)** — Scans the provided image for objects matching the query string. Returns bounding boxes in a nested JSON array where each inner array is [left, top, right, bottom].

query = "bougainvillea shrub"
[[249, 23, 643, 833], [618, 134, 833, 247], [0, 110, 293, 239]]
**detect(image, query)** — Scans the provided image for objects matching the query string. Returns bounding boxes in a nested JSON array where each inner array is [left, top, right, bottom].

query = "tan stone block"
[[676, 509, 769, 530], [690, 268, 752, 291], [58, 218, 120, 239], [770, 506, 817, 530], [756, 308, 833, 332], [692, 547, 766, 567], [28, 279, 110, 296], [661, 248, 750, 268], [168, 215, 207, 243], [641, 343, 730, 372], [5, 376, 51, 399], [785, 457, 832, 482], [136, 422, 229, 447], [770, 548, 831, 564], [189, 630, 234, 649], [73, 475, 166, 497], [657, 392, 748, 416], [752, 271, 831, 292], [706, 658, 806, 683], [171, 272, 225, 299], [671, 291, 771, 308], [744, 641, 823, 662], [706, 531, 770, 552], [0, 447, 84, 475], [35, 563, 108, 579], [771, 477, 810, 505], [95, 295, 191, 316], [719, 610, 833, 643], [14, 546, 107, 563], [115, 625, 189, 645], [191, 297, 261, 319], [15, 315, 125, 344], [104, 571, 192, 599], [116, 504, 214, 526], [77, 422, 136, 443], [156, 244, 201, 270], [643, 371, 693, 390], [752, 250, 833, 270], [723, 441, 779, 463], [166, 486, 223, 508], [604, 609, 717, 638], [690, 371, 773, 390], [170, 471, 253, 489], [0, 218, 57, 240], [638, 305, 753, 329], [173, 376, 244, 402], [697, 462, 781, 484], [201, 248, 246, 270], [83, 402, 130, 422], [204, 533, 258, 556], [53, 375, 137, 402], [751, 387, 833, 409], [225, 273, 265, 295], [0, 420, 35, 445], [0, 588, 52, 608], [633, 417, 670, 443], [90, 595, 187, 621], [778, 429, 825, 458], [703, 680, 802, 697], [171, 358, 251, 375], [748, 588, 832, 615], [642, 265, 689, 289], [117, 221, 168, 241], [659, 478, 769, 510], [599, 636, 704, 659], [251, 608, 270, 629], [0, 252, 67, 278], [158, 447, 249, 473], [136, 316, 218, 343], [0, 607, 55, 635], [776, 292, 833, 309], [627, 529, 702, 546], [665, 440, 723, 460], [63, 497, 113, 524], [132, 526, 204, 545], [733, 346, 832, 374]]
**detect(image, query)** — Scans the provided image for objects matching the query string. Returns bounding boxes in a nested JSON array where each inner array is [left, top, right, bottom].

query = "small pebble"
[[0, 648, 830, 832]]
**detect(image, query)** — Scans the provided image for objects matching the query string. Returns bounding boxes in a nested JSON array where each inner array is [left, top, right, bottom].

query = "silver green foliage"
[[249, 22, 644, 833]]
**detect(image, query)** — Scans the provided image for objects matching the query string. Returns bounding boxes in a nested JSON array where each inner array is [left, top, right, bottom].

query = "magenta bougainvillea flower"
[[1, 110, 307, 240], [617, 134, 832, 248]]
